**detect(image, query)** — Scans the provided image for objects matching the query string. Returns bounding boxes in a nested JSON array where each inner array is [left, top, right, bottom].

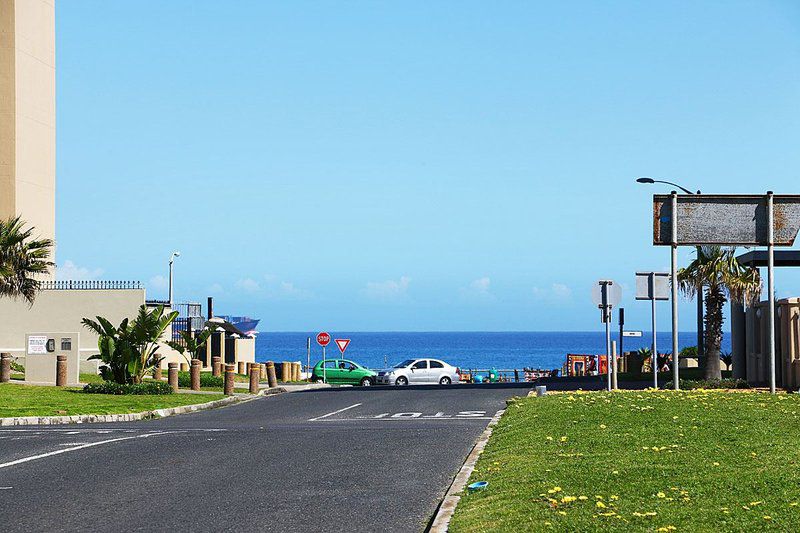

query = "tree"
[[166, 326, 214, 367], [82, 305, 178, 384], [678, 246, 761, 380], [0, 216, 53, 304]]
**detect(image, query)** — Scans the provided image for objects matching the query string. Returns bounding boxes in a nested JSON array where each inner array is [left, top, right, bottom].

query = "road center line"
[[0, 432, 173, 471], [308, 403, 363, 421]]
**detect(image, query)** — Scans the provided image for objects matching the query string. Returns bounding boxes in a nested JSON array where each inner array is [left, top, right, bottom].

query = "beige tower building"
[[0, 0, 56, 258]]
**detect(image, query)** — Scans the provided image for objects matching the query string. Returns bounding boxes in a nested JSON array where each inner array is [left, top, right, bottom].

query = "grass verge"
[[0, 383, 225, 418], [449, 390, 800, 532]]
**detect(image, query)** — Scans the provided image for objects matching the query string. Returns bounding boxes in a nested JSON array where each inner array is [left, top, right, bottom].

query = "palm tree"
[[678, 246, 761, 380], [0, 216, 54, 304]]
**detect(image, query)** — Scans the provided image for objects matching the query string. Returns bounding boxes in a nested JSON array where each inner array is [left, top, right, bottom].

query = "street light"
[[635, 177, 705, 360], [168, 251, 181, 308]]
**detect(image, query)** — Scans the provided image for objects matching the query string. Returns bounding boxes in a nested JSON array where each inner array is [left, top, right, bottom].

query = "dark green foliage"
[[176, 371, 223, 388], [0, 216, 54, 305], [679, 345, 698, 358], [82, 381, 174, 395], [664, 378, 749, 390], [166, 327, 214, 366]]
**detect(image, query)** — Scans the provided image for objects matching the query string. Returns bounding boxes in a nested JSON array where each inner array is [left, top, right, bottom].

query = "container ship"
[[218, 316, 260, 336]]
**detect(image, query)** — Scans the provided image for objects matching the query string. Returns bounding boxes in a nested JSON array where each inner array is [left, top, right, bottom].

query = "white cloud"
[[551, 283, 572, 299], [235, 277, 261, 293], [207, 283, 225, 294], [56, 260, 103, 281], [460, 277, 496, 302], [362, 276, 411, 301], [277, 281, 313, 300], [532, 283, 573, 303], [148, 275, 169, 290]]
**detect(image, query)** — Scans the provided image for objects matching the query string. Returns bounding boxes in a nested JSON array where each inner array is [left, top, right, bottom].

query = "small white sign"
[[27, 335, 48, 355], [623, 331, 643, 337]]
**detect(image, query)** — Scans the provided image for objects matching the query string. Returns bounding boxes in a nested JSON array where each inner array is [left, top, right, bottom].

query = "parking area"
[[0, 384, 531, 532]]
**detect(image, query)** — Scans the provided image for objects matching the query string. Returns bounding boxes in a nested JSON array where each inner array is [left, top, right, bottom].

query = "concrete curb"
[[428, 407, 506, 532], [0, 381, 332, 426]]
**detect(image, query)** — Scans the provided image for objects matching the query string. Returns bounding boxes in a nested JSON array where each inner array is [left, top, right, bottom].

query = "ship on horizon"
[[218, 315, 260, 336]]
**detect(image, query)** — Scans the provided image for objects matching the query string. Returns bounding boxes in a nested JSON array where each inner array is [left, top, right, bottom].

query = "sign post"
[[592, 280, 622, 391], [317, 332, 331, 383], [636, 271, 669, 389], [306, 337, 311, 382], [653, 192, 800, 393]]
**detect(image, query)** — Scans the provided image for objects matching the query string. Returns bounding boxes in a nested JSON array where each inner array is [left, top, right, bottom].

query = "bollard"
[[514, 369, 519, 383], [238, 361, 245, 375], [249, 364, 260, 394], [0, 352, 11, 383], [224, 364, 235, 395], [535, 385, 547, 397], [212, 356, 221, 377], [153, 362, 162, 381], [260, 363, 267, 381], [190, 359, 201, 391], [180, 363, 188, 372], [168, 362, 179, 392], [282, 361, 292, 382], [56, 355, 67, 386], [266, 361, 277, 388], [295, 362, 302, 382]]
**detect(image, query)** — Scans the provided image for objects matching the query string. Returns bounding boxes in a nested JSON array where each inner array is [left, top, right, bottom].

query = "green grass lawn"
[[0, 383, 225, 418], [450, 390, 800, 532]]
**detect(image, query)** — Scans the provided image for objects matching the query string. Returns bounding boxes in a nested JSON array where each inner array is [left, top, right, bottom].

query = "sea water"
[[255, 331, 730, 371]]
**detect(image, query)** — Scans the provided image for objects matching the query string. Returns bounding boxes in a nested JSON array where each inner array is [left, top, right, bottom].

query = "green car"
[[311, 359, 376, 386]]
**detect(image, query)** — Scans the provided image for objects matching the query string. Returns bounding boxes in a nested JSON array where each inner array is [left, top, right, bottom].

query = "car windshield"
[[394, 359, 415, 368]]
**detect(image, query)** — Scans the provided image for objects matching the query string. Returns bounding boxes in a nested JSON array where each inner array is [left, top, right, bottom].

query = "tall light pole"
[[169, 251, 181, 308], [636, 177, 704, 361]]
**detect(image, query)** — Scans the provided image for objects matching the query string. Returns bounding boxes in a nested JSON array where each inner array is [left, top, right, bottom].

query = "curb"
[[428, 407, 506, 532]]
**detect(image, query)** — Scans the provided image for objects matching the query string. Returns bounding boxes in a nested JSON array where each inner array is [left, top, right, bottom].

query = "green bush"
[[664, 378, 749, 390], [10, 359, 24, 373], [82, 381, 174, 395], [176, 371, 224, 388]]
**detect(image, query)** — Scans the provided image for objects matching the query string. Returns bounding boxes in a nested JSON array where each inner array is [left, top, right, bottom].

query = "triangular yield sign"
[[335, 338, 351, 354]]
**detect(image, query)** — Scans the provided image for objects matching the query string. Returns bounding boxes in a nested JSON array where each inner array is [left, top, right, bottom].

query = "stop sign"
[[316, 332, 331, 347]]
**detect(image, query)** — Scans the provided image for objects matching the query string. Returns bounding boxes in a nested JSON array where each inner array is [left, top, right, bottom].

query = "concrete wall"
[[0, 0, 56, 264]]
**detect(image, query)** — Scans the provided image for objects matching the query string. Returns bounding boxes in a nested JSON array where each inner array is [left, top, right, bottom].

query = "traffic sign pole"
[[671, 192, 680, 390], [652, 273, 658, 389], [317, 332, 331, 384]]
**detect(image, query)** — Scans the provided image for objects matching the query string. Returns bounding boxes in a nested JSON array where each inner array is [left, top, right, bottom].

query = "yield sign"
[[335, 339, 351, 355]]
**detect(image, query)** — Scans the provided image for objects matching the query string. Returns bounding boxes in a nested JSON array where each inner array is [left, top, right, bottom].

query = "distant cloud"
[[362, 276, 411, 302], [207, 283, 225, 294], [277, 280, 313, 300], [235, 277, 261, 293], [460, 276, 496, 302], [56, 260, 103, 281], [148, 275, 169, 291], [532, 283, 572, 303]]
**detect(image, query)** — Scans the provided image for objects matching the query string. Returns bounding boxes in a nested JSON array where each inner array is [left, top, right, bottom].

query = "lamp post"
[[636, 177, 704, 361], [168, 251, 181, 308]]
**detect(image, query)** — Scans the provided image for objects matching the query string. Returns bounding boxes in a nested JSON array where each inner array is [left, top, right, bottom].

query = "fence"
[[41, 280, 142, 290]]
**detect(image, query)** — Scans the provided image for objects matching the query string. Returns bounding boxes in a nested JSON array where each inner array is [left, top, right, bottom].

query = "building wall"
[[0, 0, 56, 264]]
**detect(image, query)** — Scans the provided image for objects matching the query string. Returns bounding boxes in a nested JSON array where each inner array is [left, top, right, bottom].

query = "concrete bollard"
[[295, 362, 302, 382], [266, 361, 277, 388], [212, 356, 221, 377], [153, 362, 163, 381], [281, 361, 291, 382], [535, 385, 547, 397], [224, 364, 235, 395], [238, 361, 245, 375], [190, 359, 201, 391], [180, 363, 188, 372], [260, 363, 267, 381], [0, 352, 11, 383], [168, 362, 179, 392], [56, 355, 67, 387], [249, 364, 260, 394]]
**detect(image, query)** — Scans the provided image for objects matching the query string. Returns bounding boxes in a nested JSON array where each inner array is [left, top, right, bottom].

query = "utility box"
[[778, 298, 800, 390], [24, 332, 80, 386]]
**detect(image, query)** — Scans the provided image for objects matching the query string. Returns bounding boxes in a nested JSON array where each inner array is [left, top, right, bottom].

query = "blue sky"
[[55, 1, 800, 331]]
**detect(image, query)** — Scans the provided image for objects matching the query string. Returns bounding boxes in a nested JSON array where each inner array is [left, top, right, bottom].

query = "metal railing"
[[41, 280, 142, 290]]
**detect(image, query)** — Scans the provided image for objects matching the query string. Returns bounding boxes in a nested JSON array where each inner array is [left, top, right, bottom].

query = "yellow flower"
[[657, 492, 666, 498], [557, 511, 567, 516], [599, 424, 607, 429], [596, 501, 607, 508], [561, 496, 577, 503], [546, 436, 553, 441], [610, 495, 619, 501], [763, 516, 772, 520], [612, 470, 619, 475], [560, 436, 568, 442], [578, 496, 588, 501], [713, 462, 720, 466]]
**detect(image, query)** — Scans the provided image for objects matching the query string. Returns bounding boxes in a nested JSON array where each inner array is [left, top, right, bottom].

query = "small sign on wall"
[[27, 335, 48, 355]]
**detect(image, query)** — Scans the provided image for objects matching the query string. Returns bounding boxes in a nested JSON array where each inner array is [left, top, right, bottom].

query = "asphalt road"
[[0, 383, 532, 532]]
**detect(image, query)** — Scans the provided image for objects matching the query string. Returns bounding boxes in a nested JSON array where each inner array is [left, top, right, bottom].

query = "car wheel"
[[360, 377, 372, 387], [439, 376, 451, 385], [395, 376, 408, 386]]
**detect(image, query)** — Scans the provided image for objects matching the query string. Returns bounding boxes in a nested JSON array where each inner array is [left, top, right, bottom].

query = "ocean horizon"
[[254, 331, 730, 371]]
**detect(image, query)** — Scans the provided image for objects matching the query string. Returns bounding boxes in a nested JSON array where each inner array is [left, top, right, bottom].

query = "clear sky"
[[55, 1, 800, 331]]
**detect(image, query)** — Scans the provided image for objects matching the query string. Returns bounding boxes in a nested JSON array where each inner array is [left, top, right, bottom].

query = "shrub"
[[664, 378, 749, 390], [82, 381, 174, 395], [10, 359, 24, 373], [176, 371, 224, 388]]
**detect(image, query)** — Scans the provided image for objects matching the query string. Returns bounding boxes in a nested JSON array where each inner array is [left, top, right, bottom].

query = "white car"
[[375, 358, 460, 386]]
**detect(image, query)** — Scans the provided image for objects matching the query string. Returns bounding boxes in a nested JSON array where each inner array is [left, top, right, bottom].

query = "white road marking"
[[0, 432, 173, 471], [308, 403, 363, 422], [325, 417, 493, 421], [58, 443, 88, 446]]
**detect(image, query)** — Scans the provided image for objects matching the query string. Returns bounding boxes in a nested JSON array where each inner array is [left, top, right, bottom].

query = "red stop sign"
[[316, 332, 331, 347]]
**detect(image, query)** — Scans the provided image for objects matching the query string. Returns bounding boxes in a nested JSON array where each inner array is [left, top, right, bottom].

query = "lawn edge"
[[428, 406, 506, 532]]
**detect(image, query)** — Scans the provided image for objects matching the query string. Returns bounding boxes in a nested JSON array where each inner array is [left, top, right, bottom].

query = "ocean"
[[254, 331, 730, 371]]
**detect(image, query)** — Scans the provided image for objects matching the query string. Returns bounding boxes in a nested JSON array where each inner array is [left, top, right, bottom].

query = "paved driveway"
[[0, 384, 531, 532]]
